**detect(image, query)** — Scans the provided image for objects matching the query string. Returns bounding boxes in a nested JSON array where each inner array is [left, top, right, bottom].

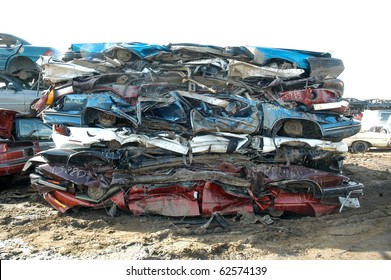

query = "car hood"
[[0, 109, 17, 139]]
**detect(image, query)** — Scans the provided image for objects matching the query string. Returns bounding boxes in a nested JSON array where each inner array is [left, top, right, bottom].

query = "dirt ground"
[[0, 150, 390, 260]]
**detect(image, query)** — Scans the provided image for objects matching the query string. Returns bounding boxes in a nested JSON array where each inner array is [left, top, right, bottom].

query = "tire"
[[351, 141, 369, 153], [87, 185, 108, 200], [0, 174, 19, 187], [282, 120, 303, 137], [29, 98, 39, 117], [268, 209, 284, 217], [98, 112, 117, 127]]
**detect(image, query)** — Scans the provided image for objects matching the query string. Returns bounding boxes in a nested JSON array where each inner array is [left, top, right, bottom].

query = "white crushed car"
[[51, 125, 348, 154]]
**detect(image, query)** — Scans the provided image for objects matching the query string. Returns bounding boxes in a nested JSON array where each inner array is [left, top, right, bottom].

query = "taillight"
[[43, 49, 55, 56], [46, 88, 55, 105], [54, 124, 71, 136], [0, 143, 8, 153]]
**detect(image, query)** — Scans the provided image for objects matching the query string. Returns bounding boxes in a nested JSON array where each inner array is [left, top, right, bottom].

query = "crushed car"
[[0, 72, 43, 116], [0, 109, 41, 186], [36, 85, 360, 141], [24, 148, 362, 217], [23, 41, 363, 218], [60, 42, 345, 78]]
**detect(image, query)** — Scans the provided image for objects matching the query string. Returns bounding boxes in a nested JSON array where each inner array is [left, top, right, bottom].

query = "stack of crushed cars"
[[24, 42, 364, 218]]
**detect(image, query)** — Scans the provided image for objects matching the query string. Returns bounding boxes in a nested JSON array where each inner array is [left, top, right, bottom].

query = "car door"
[[0, 75, 28, 112], [0, 74, 41, 114]]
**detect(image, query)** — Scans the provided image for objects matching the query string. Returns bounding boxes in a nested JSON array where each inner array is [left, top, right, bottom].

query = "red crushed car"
[[278, 88, 348, 113], [25, 149, 363, 217], [0, 109, 40, 186]]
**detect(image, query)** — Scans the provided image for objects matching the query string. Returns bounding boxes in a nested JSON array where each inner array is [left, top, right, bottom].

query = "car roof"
[[0, 33, 31, 46]]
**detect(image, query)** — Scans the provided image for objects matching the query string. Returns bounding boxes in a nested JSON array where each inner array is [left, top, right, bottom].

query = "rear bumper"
[[0, 158, 29, 176]]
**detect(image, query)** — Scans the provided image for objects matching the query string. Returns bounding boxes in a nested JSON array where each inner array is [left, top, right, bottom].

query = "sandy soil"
[[0, 150, 390, 260]]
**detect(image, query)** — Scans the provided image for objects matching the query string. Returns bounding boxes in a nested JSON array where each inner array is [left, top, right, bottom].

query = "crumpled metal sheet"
[[37, 56, 97, 83], [228, 60, 305, 80]]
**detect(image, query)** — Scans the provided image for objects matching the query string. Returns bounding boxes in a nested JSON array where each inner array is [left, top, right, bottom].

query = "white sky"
[[2, 0, 390, 100]]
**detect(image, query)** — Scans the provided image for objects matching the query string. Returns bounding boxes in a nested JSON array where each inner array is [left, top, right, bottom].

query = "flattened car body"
[[60, 42, 344, 78], [38, 85, 360, 141], [25, 148, 363, 217]]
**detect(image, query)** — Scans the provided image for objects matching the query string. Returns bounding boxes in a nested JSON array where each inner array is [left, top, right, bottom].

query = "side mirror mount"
[[7, 83, 17, 91]]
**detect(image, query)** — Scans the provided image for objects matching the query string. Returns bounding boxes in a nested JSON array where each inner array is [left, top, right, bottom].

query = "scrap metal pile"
[[25, 42, 364, 217]]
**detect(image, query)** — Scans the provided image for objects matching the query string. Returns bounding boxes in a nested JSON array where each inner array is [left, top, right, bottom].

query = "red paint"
[[279, 88, 343, 111]]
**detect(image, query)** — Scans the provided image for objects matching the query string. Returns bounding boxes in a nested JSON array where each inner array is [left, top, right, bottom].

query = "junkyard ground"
[[0, 150, 390, 260]]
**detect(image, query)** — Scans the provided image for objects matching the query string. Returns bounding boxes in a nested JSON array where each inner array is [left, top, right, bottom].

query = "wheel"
[[98, 112, 117, 127], [282, 120, 303, 137], [268, 209, 284, 217], [351, 141, 369, 153], [108, 139, 121, 149], [380, 129, 388, 134], [0, 174, 19, 187], [116, 75, 129, 85], [17, 69, 32, 80], [87, 186, 108, 200], [115, 49, 132, 62], [29, 98, 39, 117]]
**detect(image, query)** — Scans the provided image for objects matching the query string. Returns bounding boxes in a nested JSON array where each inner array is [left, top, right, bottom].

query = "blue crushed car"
[[60, 42, 344, 78], [0, 33, 60, 82], [39, 84, 360, 142]]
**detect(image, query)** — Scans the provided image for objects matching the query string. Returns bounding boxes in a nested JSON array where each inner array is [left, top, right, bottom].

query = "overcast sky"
[[2, 0, 389, 100]]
